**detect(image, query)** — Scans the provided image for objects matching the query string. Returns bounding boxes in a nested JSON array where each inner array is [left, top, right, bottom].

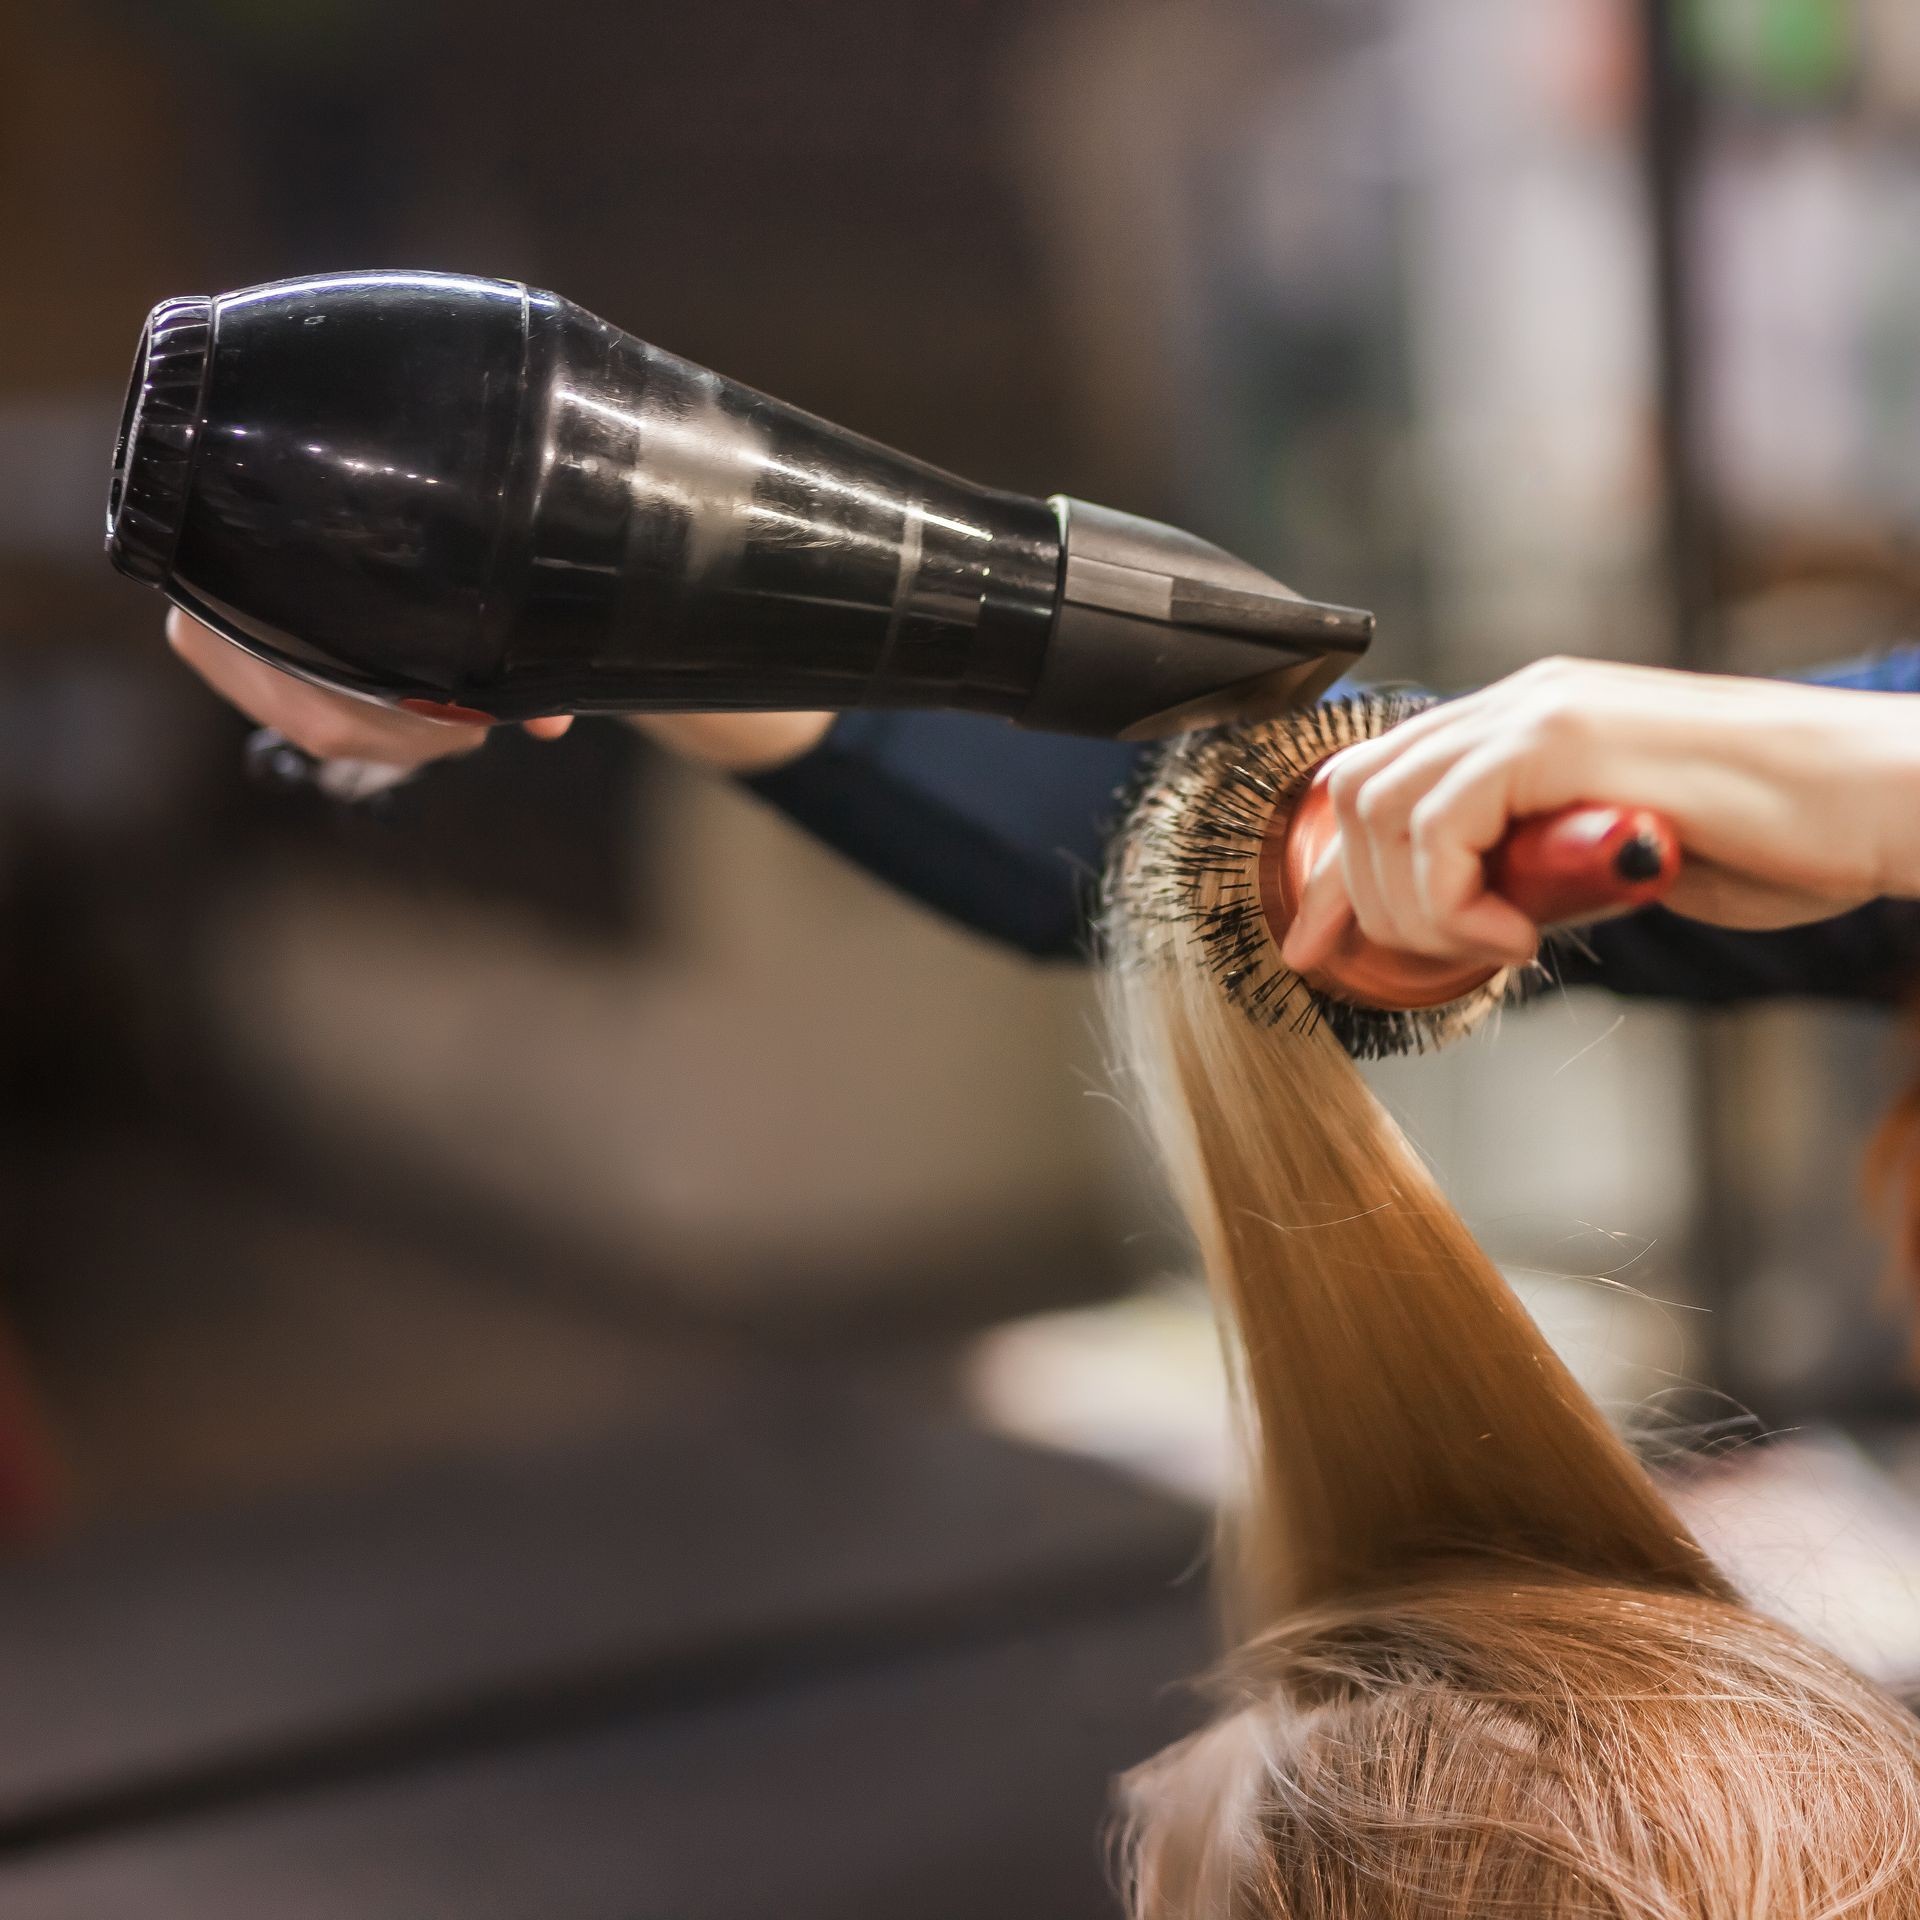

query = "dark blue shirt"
[[745, 650, 1920, 1005]]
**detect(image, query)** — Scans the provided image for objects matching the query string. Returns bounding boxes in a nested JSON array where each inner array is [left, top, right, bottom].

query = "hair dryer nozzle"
[[1029, 498, 1373, 737]]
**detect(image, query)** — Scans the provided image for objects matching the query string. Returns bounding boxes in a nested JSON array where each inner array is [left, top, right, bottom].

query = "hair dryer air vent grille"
[[107, 295, 211, 586]]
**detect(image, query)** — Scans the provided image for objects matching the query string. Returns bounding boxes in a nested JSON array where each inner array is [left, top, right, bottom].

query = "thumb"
[[522, 716, 574, 742]]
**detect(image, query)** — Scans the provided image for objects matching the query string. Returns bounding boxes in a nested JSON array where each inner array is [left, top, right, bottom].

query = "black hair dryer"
[[108, 272, 1371, 741]]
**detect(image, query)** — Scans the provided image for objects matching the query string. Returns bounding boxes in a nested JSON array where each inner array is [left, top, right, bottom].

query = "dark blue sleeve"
[[742, 646, 1920, 998], [742, 710, 1142, 958]]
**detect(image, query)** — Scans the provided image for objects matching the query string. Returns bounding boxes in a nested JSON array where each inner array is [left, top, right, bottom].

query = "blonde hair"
[[1104, 737, 1920, 1919]]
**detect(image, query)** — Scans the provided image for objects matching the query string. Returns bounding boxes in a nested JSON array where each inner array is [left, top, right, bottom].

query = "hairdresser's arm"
[[164, 610, 1122, 954], [748, 657, 1920, 1000], [164, 610, 834, 772], [172, 600, 1920, 997], [746, 677, 1920, 998], [1283, 647, 1920, 1004], [741, 711, 1139, 957]]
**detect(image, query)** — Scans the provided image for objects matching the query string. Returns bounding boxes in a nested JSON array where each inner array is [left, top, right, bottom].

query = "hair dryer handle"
[[1486, 805, 1681, 929]]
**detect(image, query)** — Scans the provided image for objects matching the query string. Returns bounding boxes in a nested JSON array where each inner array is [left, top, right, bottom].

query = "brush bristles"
[[1102, 692, 1538, 1060]]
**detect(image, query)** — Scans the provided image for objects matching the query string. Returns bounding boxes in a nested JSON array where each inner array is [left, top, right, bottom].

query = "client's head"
[[1104, 721, 1920, 1919], [1124, 1570, 1920, 1919]]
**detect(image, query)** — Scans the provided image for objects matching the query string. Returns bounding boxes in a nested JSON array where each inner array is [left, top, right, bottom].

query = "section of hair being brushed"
[[1101, 721, 1920, 1919], [1105, 739, 1723, 1617]]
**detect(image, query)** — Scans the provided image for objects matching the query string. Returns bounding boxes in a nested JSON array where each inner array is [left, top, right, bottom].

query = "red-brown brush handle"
[[1265, 774, 1687, 1013], [1486, 804, 1681, 927]]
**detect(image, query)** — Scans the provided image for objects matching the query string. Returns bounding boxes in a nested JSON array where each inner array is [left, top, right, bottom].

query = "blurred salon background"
[[4, 1, 1920, 1914]]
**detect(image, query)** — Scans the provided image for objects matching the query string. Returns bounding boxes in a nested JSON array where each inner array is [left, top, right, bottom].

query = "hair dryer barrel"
[[107, 272, 1370, 738]]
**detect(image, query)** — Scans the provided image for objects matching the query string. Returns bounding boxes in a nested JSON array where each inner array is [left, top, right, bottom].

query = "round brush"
[[1114, 692, 1682, 1058]]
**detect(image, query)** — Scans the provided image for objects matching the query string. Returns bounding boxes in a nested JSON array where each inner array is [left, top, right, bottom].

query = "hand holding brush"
[[1279, 657, 1920, 981], [1125, 655, 1920, 1059]]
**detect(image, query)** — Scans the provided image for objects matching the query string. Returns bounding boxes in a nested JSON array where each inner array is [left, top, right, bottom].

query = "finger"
[[1336, 741, 1443, 952], [1323, 689, 1483, 782], [1405, 823, 1541, 966], [1343, 726, 1498, 956], [167, 611, 485, 765], [1407, 738, 1538, 864], [1405, 743, 1527, 945], [1281, 835, 1533, 976], [1357, 804, 1423, 952], [522, 716, 574, 742], [1278, 839, 1358, 974], [1433, 893, 1540, 967], [1326, 778, 1399, 953], [1408, 743, 1556, 961], [169, 621, 365, 747]]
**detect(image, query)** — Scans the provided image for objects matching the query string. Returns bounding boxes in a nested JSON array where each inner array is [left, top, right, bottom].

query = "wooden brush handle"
[[1486, 805, 1681, 929]]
